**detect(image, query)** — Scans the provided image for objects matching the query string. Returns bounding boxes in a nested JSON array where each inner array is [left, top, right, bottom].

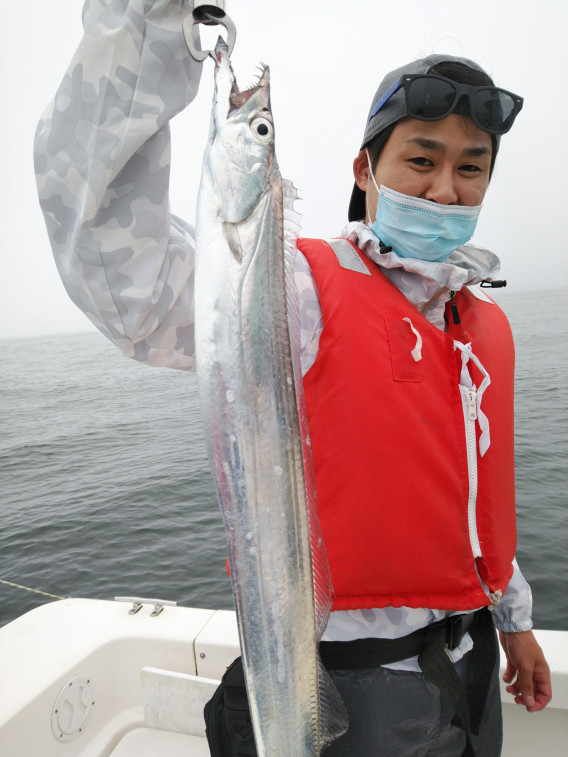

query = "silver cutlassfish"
[[193, 40, 348, 755]]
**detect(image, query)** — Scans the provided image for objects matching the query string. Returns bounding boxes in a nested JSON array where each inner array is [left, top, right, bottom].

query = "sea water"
[[1, 287, 566, 630]]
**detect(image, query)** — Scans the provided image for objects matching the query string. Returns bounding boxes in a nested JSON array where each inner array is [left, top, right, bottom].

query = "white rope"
[[0, 578, 66, 601]]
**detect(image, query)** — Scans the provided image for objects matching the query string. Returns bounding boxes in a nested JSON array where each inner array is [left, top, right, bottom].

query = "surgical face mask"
[[365, 151, 482, 263]]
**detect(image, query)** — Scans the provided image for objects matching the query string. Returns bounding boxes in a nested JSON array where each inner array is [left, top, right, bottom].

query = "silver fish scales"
[[194, 40, 348, 755]]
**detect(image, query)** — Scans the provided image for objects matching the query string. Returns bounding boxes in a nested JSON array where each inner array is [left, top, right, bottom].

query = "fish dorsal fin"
[[282, 178, 332, 631], [283, 182, 349, 747]]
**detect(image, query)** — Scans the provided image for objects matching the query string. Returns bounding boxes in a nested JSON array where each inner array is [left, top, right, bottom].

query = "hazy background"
[[1, 0, 567, 340]]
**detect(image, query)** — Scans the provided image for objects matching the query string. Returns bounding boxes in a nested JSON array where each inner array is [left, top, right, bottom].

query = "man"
[[296, 55, 551, 755], [34, 2, 550, 754]]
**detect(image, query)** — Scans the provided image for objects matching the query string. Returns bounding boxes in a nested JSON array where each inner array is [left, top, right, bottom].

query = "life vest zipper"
[[461, 385, 482, 559]]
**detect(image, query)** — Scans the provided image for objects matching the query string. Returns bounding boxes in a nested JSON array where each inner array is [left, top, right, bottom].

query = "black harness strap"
[[466, 607, 499, 734], [319, 610, 477, 669], [418, 625, 475, 755]]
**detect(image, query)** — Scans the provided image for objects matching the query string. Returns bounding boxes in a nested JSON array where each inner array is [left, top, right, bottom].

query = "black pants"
[[323, 647, 503, 757]]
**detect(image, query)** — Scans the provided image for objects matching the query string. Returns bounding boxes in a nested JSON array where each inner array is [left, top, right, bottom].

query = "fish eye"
[[250, 116, 274, 143]]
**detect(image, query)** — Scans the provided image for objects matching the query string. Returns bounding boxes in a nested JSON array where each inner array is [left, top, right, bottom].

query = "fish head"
[[207, 39, 276, 224]]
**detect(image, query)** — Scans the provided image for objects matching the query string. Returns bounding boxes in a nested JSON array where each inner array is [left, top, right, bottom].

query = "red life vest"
[[297, 237, 517, 612]]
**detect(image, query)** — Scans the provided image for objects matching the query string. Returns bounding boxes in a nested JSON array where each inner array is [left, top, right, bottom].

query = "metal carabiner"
[[183, 2, 237, 62]]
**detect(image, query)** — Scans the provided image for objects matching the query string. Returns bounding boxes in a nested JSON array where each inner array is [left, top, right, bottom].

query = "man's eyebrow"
[[461, 146, 492, 158], [405, 137, 492, 158], [405, 137, 447, 153]]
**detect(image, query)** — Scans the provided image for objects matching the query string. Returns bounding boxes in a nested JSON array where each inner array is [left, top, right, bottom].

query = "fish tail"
[[318, 656, 349, 747]]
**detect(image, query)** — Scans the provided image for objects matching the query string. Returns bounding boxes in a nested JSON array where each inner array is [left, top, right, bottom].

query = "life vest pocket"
[[385, 318, 422, 382]]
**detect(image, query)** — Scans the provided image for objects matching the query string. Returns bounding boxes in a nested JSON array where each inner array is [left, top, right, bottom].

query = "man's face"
[[354, 114, 493, 222]]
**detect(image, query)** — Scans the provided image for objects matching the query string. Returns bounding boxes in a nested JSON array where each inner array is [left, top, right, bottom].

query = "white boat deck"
[[0, 598, 566, 756], [110, 728, 209, 757]]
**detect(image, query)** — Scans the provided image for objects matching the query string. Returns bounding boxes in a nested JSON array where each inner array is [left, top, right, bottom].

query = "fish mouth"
[[213, 38, 269, 114]]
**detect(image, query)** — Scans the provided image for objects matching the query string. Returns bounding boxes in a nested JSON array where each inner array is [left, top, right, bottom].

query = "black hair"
[[366, 61, 499, 178]]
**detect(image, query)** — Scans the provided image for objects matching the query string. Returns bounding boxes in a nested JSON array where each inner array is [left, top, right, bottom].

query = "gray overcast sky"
[[1, 0, 567, 340]]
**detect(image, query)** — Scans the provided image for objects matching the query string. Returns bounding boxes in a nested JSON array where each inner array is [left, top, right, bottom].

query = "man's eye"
[[460, 164, 482, 173], [410, 157, 432, 166]]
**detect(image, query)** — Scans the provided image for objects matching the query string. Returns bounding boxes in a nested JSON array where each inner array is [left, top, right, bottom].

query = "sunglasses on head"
[[368, 73, 524, 135]]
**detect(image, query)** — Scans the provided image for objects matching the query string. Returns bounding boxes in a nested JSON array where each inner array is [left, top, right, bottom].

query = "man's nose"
[[424, 169, 459, 205]]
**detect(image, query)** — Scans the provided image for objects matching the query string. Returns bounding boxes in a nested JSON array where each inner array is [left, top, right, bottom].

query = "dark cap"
[[348, 54, 492, 222]]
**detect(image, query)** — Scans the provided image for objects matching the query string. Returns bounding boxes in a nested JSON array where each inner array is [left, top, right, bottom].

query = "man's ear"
[[353, 149, 370, 191]]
